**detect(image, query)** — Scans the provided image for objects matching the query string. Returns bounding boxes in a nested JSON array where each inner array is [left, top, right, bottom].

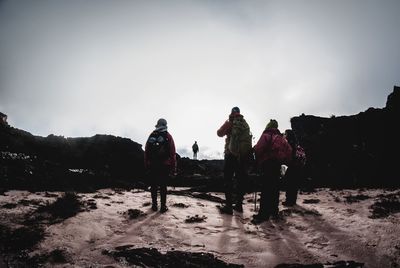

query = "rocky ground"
[[0, 187, 399, 267]]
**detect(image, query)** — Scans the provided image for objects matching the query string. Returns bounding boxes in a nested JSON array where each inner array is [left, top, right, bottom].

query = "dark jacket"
[[144, 131, 176, 173]]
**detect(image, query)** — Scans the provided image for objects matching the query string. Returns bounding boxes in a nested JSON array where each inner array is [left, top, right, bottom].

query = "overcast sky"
[[1, 0, 399, 159]]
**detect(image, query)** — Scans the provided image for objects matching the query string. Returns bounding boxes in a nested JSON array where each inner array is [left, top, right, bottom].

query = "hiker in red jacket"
[[217, 106, 252, 214], [144, 118, 176, 213], [253, 119, 292, 224]]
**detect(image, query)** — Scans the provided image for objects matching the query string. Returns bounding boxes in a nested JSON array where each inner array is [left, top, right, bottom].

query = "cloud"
[[1, 1, 399, 159]]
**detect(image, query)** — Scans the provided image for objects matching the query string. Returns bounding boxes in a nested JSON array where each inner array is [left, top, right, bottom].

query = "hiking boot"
[[251, 213, 269, 225], [218, 205, 233, 215], [151, 204, 158, 211], [233, 203, 243, 213], [160, 206, 168, 213]]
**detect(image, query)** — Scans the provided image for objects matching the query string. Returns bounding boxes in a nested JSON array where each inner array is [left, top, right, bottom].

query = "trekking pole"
[[254, 191, 257, 211]]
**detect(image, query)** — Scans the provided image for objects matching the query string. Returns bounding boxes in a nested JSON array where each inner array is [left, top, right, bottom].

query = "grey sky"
[[1, 0, 399, 159]]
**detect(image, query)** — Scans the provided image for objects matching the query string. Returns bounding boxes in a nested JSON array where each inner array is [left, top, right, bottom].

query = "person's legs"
[[284, 167, 299, 206], [285, 186, 297, 205], [252, 173, 269, 224], [268, 176, 280, 216], [150, 180, 158, 211], [252, 161, 281, 223], [265, 162, 281, 216], [160, 181, 167, 212], [233, 158, 248, 212], [258, 177, 269, 217], [220, 154, 235, 214]]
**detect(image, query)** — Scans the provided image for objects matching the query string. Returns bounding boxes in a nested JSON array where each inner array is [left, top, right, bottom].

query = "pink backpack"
[[267, 134, 292, 165], [294, 145, 307, 166]]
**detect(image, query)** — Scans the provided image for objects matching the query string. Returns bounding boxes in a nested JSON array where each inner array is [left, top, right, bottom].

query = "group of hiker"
[[144, 107, 306, 224]]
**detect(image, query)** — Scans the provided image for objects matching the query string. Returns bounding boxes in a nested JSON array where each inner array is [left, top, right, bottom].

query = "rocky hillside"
[[0, 123, 145, 191], [1, 86, 398, 191], [291, 86, 399, 187]]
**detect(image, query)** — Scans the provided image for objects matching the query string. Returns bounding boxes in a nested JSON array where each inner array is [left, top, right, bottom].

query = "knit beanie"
[[155, 118, 168, 131], [231, 106, 240, 114], [266, 119, 278, 129]]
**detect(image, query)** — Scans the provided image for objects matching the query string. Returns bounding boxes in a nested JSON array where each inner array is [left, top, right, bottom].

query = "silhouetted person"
[[253, 119, 292, 224], [217, 106, 252, 214], [192, 141, 199, 160], [144, 118, 176, 213], [282, 129, 306, 206]]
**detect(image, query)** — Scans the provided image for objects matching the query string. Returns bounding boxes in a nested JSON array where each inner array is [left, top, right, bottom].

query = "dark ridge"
[[291, 86, 400, 188], [1, 86, 399, 191]]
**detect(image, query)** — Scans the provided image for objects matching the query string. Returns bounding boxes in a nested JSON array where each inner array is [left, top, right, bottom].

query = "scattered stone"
[[44, 192, 59, 198], [18, 199, 43, 207], [344, 194, 370, 203], [113, 188, 125, 195], [2, 203, 17, 209], [124, 209, 146, 219], [280, 208, 322, 217], [303, 199, 320, 204], [104, 246, 244, 267], [0, 224, 44, 252], [369, 192, 400, 219], [29, 249, 69, 265], [92, 194, 111, 199], [169, 190, 224, 203], [85, 199, 97, 210], [27, 192, 83, 224], [142, 202, 151, 207], [172, 203, 189, 208], [185, 215, 207, 223], [300, 188, 317, 194], [275, 260, 364, 267], [334, 197, 342, 202]]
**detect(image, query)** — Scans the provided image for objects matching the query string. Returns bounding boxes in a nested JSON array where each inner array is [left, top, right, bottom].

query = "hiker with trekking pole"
[[252, 119, 292, 224], [217, 107, 253, 215]]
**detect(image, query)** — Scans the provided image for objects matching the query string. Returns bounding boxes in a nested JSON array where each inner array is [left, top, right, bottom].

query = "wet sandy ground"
[[0, 188, 399, 267]]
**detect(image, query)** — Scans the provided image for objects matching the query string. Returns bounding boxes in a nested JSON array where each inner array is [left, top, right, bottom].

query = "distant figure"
[[144, 118, 176, 213], [217, 106, 252, 214], [282, 129, 306, 206], [192, 141, 199, 160], [253, 119, 292, 224]]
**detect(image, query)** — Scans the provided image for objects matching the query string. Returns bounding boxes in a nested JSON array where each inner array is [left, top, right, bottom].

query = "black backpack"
[[146, 131, 170, 164]]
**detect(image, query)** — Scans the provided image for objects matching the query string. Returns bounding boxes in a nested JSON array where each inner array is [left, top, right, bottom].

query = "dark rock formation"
[[0, 116, 225, 191], [0, 118, 145, 191], [291, 86, 400, 187]]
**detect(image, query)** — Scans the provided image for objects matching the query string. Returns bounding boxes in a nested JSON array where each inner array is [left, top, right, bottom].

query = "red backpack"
[[294, 145, 307, 167], [267, 133, 292, 165]]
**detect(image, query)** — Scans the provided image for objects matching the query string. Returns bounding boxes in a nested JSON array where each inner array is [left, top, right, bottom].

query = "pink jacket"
[[254, 128, 282, 165], [144, 131, 176, 172]]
